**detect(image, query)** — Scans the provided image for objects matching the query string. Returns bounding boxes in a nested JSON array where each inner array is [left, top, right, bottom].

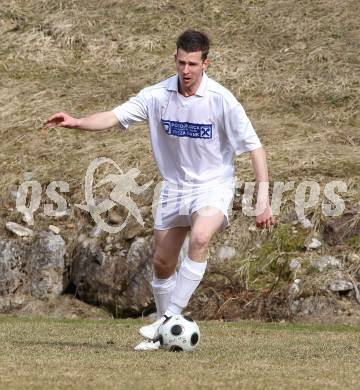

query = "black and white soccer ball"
[[158, 315, 200, 352]]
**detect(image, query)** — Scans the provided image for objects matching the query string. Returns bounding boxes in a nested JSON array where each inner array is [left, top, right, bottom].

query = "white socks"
[[165, 256, 207, 317], [151, 273, 177, 319]]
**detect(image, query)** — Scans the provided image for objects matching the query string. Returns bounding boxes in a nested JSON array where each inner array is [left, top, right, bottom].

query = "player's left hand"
[[255, 204, 276, 229]]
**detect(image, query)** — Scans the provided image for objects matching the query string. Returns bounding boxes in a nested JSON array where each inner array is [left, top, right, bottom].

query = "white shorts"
[[153, 179, 235, 231]]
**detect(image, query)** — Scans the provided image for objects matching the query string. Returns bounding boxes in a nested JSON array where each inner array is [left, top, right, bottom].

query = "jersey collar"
[[167, 72, 208, 97]]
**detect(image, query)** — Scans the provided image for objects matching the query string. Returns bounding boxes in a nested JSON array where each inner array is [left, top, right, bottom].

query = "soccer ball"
[[158, 315, 200, 352]]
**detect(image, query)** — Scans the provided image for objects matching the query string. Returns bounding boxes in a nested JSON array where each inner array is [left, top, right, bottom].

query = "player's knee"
[[153, 254, 173, 277], [189, 231, 211, 251]]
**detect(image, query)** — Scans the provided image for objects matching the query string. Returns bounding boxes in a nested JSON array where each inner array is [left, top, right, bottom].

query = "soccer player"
[[45, 30, 275, 351]]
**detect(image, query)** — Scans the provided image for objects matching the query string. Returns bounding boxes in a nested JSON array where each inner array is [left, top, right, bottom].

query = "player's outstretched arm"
[[44, 111, 118, 132], [250, 147, 276, 229]]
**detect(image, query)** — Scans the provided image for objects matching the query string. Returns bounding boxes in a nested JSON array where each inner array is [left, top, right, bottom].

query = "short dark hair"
[[176, 30, 210, 61]]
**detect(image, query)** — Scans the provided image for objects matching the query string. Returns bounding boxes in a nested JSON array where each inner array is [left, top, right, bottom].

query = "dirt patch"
[[3, 295, 112, 320]]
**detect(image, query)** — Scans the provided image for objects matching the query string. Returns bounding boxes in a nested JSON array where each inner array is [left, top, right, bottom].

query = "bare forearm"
[[45, 110, 119, 131], [76, 111, 119, 131], [250, 147, 269, 183], [250, 147, 276, 228], [250, 147, 270, 204]]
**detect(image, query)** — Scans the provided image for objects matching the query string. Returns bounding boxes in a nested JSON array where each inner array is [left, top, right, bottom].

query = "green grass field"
[[0, 315, 359, 389]]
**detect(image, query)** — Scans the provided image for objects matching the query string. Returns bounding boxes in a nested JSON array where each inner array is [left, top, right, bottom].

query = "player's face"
[[175, 49, 209, 95]]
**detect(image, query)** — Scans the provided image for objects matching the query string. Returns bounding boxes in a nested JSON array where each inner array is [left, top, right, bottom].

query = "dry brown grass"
[[1, 0, 359, 299]]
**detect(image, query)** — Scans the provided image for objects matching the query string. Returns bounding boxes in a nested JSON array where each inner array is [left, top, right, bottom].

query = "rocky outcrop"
[[0, 239, 30, 307], [1, 221, 360, 322], [71, 236, 154, 315], [30, 232, 66, 299], [323, 209, 360, 245], [0, 227, 157, 316], [0, 232, 66, 308]]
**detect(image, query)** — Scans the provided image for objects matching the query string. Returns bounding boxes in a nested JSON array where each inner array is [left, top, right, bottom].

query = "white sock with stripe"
[[151, 273, 177, 319], [165, 256, 207, 316]]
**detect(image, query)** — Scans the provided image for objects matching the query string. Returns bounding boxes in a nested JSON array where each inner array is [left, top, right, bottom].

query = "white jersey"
[[112, 72, 261, 186]]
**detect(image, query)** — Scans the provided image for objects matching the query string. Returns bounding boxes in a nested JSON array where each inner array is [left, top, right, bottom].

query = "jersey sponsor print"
[[161, 119, 212, 139]]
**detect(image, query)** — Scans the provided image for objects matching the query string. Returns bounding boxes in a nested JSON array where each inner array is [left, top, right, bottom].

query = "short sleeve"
[[224, 103, 262, 155], [112, 89, 148, 130]]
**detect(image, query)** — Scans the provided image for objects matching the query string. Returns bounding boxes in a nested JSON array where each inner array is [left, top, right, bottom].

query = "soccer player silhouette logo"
[[76, 157, 152, 233]]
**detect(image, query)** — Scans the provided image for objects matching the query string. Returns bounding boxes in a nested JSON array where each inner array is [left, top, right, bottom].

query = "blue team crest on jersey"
[[161, 119, 212, 139]]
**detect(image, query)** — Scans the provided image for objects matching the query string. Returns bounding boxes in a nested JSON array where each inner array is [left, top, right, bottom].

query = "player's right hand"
[[44, 112, 79, 129]]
